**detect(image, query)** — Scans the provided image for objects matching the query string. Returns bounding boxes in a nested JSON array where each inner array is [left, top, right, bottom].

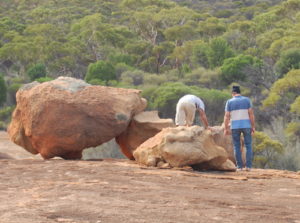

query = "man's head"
[[232, 85, 241, 95]]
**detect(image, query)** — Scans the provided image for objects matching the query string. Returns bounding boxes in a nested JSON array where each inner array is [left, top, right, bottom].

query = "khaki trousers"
[[175, 101, 196, 126]]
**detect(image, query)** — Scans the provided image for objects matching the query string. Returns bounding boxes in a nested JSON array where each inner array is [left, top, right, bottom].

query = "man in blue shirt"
[[223, 86, 255, 171]]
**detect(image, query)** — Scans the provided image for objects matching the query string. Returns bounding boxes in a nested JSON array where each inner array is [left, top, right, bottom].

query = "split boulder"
[[116, 111, 174, 159]]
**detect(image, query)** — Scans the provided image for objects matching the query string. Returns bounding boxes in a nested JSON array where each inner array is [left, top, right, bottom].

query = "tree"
[[253, 131, 284, 169], [0, 74, 7, 106], [221, 54, 261, 84], [85, 61, 116, 84], [192, 41, 210, 68], [262, 69, 300, 113], [198, 18, 226, 39], [207, 37, 234, 69], [262, 69, 300, 144], [276, 48, 300, 76]]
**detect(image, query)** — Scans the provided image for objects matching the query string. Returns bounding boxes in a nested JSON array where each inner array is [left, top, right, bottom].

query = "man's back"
[[178, 95, 205, 110], [225, 96, 251, 129]]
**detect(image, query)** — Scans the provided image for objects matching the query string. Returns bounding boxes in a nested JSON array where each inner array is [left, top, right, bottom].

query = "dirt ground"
[[0, 131, 300, 223]]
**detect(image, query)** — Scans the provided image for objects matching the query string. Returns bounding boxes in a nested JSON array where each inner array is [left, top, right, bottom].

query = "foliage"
[[253, 131, 284, 169], [262, 69, 300, 110], [207, 37, 234, 69], [276, 48, 300, 76], [0, 106, 14, 120], [285, 122, 300, 141], [27, 63, 47, 81], [35, 77, 54, 83], [0, 74, 7, 106], [290, 96, 300, 115], [220, 54, 262, 84], [120, 70, 145, 86], [85, 61, 116, 84], [0, 106, 14, 130]]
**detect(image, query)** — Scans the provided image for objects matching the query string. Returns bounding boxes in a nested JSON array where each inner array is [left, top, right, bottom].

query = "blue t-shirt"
[[225, 96, 252, 129]]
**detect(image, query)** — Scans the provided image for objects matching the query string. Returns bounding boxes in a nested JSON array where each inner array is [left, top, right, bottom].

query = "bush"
[[88, 79, 105, 86], [35, 77, 54, 83], [0, 106, 14, 130], [27, 63, 47, 81], [120, 70, 145, 86], [0, 106, 14, 120], [143, 74, 167, 86], [85, 61, 116, 84]]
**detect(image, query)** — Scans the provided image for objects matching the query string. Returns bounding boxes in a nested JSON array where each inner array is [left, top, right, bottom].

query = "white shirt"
[[178, 94, 205, 111]]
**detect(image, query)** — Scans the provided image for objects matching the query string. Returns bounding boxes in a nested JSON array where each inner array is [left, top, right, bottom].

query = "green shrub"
[[35, 77, 54, 83], [27, 63, 47, 81], [85, 61, 116, 84]]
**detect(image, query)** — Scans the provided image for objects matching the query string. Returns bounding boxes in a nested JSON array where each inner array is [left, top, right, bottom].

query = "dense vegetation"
[[0, 0, 299, 170]]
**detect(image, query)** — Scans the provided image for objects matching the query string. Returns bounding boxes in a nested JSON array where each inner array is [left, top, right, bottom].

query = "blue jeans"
[[231, 128, 253, 169]]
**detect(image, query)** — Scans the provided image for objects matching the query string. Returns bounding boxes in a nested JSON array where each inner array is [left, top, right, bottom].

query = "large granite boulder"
[[210, 126, 246, 165], [8, 77, 146, 159], [133, 126, 236, 171], [116, 111, 174, 160]]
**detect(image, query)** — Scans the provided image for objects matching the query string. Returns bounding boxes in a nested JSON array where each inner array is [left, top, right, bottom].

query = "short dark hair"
[[232, 85, 241, 94]]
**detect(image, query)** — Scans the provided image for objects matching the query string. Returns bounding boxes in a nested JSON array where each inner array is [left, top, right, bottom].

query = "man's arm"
[[199, 109, 209, 129], [223, 111, 231, 135], [248, 108, 255, 134]]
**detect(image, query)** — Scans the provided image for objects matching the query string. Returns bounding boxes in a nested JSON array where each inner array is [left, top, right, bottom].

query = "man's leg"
[[242, 128, 253, 168], [232, 129, 243, 169], [184, 103, 196, 126], [175, 103, 186, 126]]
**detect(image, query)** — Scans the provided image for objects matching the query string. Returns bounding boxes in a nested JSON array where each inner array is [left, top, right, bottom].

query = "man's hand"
[[251, 127, 255, 135], [224, 128, 231, 135]]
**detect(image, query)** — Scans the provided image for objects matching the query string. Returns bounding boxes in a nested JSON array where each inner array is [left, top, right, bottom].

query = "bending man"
[[175, 94, 209, 128]]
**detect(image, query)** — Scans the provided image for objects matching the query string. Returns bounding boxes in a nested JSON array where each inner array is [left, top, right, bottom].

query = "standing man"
[[224, 86, 255, 171], [175, 94, 209, 129]]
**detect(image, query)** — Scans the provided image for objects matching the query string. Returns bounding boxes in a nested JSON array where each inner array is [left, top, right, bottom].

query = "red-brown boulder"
[[8, 77, 146, 159]]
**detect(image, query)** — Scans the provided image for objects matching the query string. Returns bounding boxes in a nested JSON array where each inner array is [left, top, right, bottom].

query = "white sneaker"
[[245, 167, 251, 171], [236, 168, 243, 172]]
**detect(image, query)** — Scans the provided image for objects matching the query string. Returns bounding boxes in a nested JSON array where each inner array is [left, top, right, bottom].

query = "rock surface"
[[210, 125, 246, 164], [0, 131, 300, 223], [133, 126, 236, 171], [116, 111, 174, 159], [8, 77, 146, 160]]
